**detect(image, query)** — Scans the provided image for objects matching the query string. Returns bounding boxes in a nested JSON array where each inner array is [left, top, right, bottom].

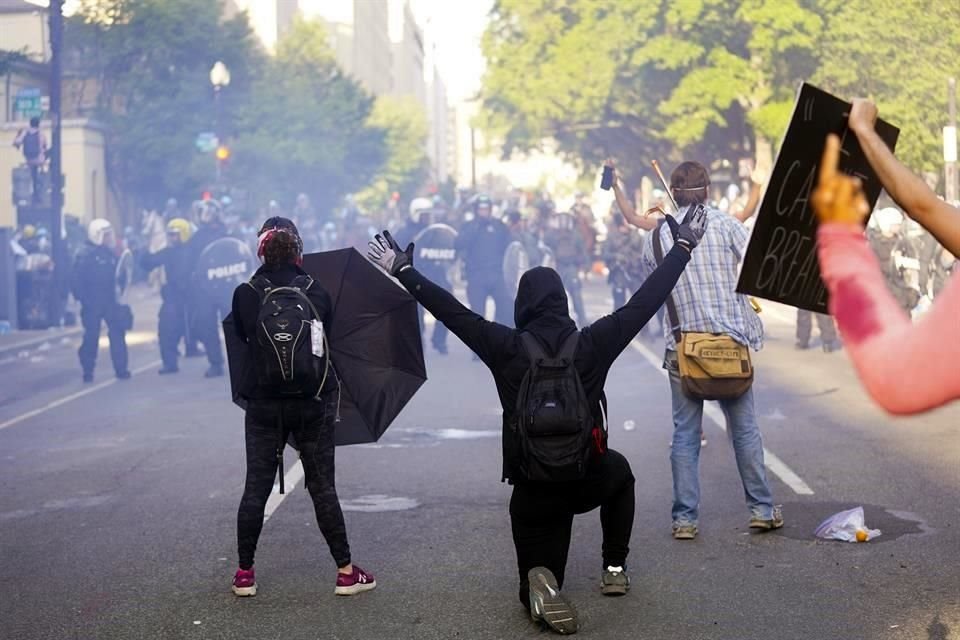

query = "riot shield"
[[115, 249, 133, 304], [195, 237, 257, 309], [502, 240, 530, 296], [412, 223, 458, 280]]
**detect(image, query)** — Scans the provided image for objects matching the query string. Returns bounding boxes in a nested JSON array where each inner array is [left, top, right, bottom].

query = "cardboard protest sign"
[[736, 83, 899, 313]]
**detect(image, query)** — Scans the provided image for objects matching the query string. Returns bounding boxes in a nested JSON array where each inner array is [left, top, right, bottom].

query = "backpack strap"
[[519, 332, 547, 364], [246, 274, 272, 302], [653, 221, 683, 345], [291, 274, 314, 291], [556, 331, 579, 363]]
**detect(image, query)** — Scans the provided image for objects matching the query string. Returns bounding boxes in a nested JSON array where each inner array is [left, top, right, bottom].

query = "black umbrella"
[[223, 250, 426, 445], [303, 248, 426, 444]]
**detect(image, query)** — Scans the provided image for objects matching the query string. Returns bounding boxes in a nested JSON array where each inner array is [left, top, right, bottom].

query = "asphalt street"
[[0, 279, 957, 640]]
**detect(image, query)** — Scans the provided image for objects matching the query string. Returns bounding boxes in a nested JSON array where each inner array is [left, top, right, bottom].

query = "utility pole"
[[945, 77, 958, 203], [49, 0, 65, 323], [470, 126, 477, 190]]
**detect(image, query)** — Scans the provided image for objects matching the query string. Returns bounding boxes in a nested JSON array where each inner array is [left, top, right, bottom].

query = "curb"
[[0, 327, 83, 360]]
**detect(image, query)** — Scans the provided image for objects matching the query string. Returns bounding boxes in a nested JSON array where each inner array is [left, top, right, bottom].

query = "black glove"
[[665, 204, 709, 252], [367, 230, 414, 276]]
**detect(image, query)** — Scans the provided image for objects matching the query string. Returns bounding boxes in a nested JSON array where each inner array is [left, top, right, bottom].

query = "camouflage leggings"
[[237, 397, 351, 569]]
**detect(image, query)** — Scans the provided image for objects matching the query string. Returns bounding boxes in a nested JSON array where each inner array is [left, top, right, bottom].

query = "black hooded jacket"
[[396, 243, 691, 482]]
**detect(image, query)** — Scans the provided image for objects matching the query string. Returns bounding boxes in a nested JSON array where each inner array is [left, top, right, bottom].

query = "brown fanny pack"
[[653, 221, 753, 401]]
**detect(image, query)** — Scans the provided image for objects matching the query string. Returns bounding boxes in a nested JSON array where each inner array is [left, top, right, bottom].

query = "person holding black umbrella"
[[367, 210, 705, 635], [227, 216, 375, 599]]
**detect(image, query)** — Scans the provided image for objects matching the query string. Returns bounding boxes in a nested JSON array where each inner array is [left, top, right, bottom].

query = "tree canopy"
[[61, 4, 429, 220], [480, 0, 960, 186]]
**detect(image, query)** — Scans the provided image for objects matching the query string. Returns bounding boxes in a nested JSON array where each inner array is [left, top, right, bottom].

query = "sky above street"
[[410, 0, 492, 102]]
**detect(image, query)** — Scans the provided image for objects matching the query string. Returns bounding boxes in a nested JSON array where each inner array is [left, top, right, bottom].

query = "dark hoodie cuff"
[[667, 243, 693, 263], [396, 266, 422, 290]]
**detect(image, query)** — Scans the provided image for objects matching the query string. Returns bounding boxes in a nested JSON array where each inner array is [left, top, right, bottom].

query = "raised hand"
[[848, 98, 879, 136], [812, 134, 870, 227], [665, 205, 709, 252], [367, 230, 414, 276]]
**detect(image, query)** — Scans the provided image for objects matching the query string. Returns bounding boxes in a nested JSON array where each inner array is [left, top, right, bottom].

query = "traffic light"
[[215, 145, 231, 161]]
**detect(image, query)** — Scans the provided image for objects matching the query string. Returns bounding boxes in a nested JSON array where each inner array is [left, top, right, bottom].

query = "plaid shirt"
[[641, 205, 763, 352]]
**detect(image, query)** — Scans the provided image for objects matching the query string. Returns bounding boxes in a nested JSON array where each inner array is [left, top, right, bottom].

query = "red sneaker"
[[232, 568, 257, 597], [334, 565, 376, 596]]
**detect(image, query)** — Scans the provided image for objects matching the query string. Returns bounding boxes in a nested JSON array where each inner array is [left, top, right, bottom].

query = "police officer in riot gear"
[[188, 200, 227, 377], [455, 194, 513, 326], [72, 219, 131, 383], [544, 211, 589, 325], [141, 218, 194, 374]]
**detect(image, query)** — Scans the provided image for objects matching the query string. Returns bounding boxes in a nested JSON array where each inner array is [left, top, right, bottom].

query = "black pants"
[[190, 303, 224, 366], [237, 397, 351, 570], [78, 305, 128, 376], [158, 299, 187, 369], [510, 449, 635, 608], [796, 309, 837, 345], [467, 276, 512, 326], [611, 285, 628, 311]]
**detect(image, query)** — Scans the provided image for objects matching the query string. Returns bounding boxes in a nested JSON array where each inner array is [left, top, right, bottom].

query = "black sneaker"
[[82, 372, 94, 384], [600, 566, 630, 596], [528, 567, 578, 635], [116, 370, 131, 380], [795, 340, 810, 350], [158, 366, 179, 375], [204, 364, 224, 378]]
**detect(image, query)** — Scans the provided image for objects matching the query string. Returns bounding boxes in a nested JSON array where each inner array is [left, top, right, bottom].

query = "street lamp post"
[[49, 0, 65, 325], [209, 61, 231, 185]]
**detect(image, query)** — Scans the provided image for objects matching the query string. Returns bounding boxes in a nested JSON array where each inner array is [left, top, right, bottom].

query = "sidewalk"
[[0, 284, 160, 360]]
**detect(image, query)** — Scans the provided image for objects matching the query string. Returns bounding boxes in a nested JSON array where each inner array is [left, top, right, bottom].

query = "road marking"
[[0, 360, 162, 432], [629, 339, 815, 496], [263, 460, 304, 522]]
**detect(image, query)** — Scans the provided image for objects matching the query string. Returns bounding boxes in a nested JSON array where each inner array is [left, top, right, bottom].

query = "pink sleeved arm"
[[817, 223, 960, 415]]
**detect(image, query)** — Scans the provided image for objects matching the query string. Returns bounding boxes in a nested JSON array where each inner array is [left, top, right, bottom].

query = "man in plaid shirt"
[[640, 161, 782, 540]]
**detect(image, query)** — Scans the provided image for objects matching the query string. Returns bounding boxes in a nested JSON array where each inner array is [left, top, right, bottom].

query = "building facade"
[[0, 0, 110, 229]]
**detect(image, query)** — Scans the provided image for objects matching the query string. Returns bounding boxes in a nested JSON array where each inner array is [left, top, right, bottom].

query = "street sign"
[[195, 131, 219, 153], [14, 87, 47, 119], [736, 83, 900, 314]]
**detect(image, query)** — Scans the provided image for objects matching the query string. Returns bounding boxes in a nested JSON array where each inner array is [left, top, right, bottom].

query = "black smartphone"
[[600, 165, 614, 190]]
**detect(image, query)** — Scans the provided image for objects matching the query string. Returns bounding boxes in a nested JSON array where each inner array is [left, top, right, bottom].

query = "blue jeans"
[[664, 351, 774, 525]]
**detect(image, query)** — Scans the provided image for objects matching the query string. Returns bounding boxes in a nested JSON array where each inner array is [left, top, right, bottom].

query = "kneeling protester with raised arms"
[[367, 213, 706, 634]]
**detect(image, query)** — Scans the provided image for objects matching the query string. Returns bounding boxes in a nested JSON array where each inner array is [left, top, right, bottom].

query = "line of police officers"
[[71, 200, 232, 382]]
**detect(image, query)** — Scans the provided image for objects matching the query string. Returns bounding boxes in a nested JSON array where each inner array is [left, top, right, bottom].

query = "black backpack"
[[515, 332, 595, 482], [248, 274, 328, 398], [22, 131, 41, 160]]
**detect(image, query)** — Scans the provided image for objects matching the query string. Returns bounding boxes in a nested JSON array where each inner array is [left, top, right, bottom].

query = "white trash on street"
[[814, 506, 881, 542]]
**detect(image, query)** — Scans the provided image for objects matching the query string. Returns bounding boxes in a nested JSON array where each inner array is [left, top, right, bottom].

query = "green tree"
[[65, 0, 264, 217], [814, 0, 960, 173], [480, 0, 956, 187], [231, 17, 386, 216], [357, 95, 430, 210]]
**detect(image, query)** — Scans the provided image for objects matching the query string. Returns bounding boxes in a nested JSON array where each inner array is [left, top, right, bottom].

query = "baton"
[[651, 159, 680, 214]]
